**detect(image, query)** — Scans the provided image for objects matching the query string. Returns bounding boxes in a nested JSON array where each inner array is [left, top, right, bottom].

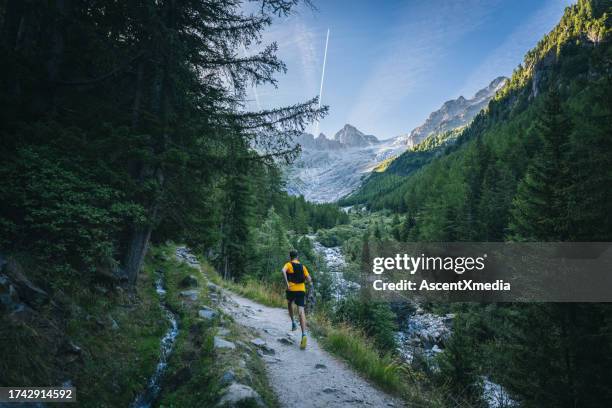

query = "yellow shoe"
[[300, 335, 307, 350]]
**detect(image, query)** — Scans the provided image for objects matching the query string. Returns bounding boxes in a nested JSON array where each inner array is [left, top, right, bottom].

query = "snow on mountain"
[[285, 77, 508, 203], [286, 125, 388, 202]]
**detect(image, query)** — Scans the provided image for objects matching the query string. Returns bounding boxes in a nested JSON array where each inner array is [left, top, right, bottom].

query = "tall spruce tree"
[[509, 90, 572, 241]]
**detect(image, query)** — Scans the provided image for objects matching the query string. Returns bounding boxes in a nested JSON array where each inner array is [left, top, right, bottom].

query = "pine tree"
[[509, 91, 572, 241]]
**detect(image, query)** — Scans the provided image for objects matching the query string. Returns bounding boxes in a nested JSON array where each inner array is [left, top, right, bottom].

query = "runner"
[[282, 250, 313, 349]]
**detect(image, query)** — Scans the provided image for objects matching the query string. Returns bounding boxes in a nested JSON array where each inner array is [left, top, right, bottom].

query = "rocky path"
[[220, 292, 403, 408]]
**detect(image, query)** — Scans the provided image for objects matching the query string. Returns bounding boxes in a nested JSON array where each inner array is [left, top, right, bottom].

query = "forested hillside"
[[344, 0, 612, 243]]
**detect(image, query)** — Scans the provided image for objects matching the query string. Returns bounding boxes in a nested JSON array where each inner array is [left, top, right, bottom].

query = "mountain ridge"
[[394, 76, 507, 148]]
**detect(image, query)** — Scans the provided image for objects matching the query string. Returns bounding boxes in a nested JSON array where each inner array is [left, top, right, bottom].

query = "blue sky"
[[246, 0, 573, 139]]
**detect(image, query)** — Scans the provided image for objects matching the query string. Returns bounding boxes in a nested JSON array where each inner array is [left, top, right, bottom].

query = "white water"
[[132, 273, 179, 408], [310, 238, 359, 300]]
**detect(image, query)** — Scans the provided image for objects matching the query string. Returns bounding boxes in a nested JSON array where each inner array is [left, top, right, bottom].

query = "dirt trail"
[[220, 291, 403, 408]]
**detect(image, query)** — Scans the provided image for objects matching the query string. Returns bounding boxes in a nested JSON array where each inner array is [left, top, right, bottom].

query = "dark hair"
[[289, 250, 298, 260]]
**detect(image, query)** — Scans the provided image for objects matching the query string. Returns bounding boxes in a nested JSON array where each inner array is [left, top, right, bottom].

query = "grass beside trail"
[[310, 314, 406, 393], [207, 269, 286, 308], [311, 313, 444, 407]]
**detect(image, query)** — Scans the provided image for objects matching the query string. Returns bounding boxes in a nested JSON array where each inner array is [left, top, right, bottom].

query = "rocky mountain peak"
[[333, 124, 379, 147]]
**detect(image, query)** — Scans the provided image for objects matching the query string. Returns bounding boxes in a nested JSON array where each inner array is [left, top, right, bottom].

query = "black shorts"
[[286, 290, 305, 307]]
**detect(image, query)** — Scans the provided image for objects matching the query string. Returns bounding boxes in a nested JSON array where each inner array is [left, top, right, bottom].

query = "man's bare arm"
[[282, 266, 290, 288]]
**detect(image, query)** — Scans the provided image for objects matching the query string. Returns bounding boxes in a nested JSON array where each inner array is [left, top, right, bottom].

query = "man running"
[[282, 250, 313, 349]]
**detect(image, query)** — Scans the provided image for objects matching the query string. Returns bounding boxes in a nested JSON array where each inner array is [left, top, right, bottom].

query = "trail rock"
[[214, 337, 236, 350], [198, 306, 217, 320], [217, 383, 264, 407], [277, 337, 294, 346], [323, 387, 337, 394], [250, 338, 275, 355], [315, 363, 327, 370], [250, 338, 266, 347], [180, 275, 199, 288]]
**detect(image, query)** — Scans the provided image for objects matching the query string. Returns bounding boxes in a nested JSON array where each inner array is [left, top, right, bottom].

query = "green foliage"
[[0, 0, 326, 283], [0, 140, 143, 277], [508, 91, 573, 240], [334, 295, 398, 351], [277, 195, 349, 233], [251, 207, 292, 280], [435, 313, 486, 406]]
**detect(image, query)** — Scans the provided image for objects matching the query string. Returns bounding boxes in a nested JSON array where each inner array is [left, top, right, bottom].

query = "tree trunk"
[[46, 0, 69, 113], [125, 225, 153, 286], [131, 60, 144, 128], [1, 0, 24, 50], [124, 169, 162, 286]]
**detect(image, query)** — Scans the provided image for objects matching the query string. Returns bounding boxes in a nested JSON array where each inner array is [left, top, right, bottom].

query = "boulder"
[[217, 383, 264, 407], [214, 337, 236, 350], [179, 290, 199, 301], [198, 307, 217, 320], [180, 275, 198, 288]]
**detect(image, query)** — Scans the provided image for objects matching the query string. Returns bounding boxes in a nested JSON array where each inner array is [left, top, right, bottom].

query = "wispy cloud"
[[250, 14, 324, 111], [347, 0, 497, 137], [458, 0, 573, 97]]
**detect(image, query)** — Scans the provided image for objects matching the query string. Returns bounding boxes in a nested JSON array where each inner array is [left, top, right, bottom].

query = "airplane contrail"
[[241, 44, 262, 111], [315, 28, 330, 136]]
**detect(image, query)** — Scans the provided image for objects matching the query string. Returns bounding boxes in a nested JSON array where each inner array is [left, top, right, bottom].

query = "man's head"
[[289, 250, 298, 260]]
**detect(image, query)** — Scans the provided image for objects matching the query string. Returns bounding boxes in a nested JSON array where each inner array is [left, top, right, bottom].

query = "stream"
[[310, 237, 516, 407], [131, 273, 179, 408]]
